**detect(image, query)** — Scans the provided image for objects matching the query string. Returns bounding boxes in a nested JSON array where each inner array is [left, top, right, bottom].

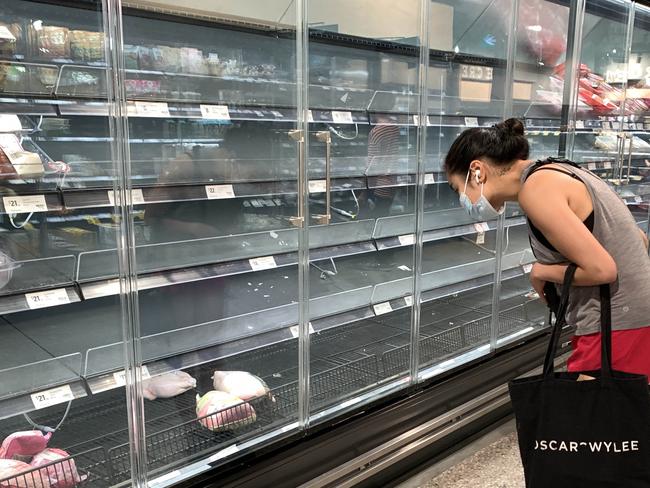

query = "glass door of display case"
[[492, 0, 575, 349], [114, 2, 305, 485], [0, 1, 135, 487], [415, 0, 515, 378], [623, 2, 650, 236], [304, 1, 423, 422]]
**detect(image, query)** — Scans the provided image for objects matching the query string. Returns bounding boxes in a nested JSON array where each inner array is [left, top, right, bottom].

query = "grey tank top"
[[522, 161, 650, 336]]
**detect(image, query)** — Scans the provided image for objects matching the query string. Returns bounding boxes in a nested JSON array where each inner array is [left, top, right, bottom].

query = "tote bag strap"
[[600, 283, 613, 377], [543, 264, 577, 377], [542, 264, 614, 378]]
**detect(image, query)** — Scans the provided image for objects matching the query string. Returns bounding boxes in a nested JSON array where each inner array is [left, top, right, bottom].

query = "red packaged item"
[[30, 449, 85, 488], [0, 432, 52, 461], [0, 459, 49, 488]]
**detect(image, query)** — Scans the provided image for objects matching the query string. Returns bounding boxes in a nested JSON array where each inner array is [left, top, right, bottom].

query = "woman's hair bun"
[[496, 118, 525, 136]]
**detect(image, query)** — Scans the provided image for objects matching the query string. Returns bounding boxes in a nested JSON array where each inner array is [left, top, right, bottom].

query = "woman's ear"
[[469, 160, 485, 184]]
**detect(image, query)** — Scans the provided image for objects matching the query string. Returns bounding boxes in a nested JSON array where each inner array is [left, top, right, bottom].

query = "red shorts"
[[567, 326, 650, 380]]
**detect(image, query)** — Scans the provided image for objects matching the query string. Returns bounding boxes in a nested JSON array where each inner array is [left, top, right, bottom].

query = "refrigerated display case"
[[0, 1, 646, 487]]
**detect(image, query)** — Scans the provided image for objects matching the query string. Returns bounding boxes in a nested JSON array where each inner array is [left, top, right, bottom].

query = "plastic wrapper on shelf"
[[69, 31, 104, 63], [505, 0, 569, 66], [124, 79, 161, 96], [0, 459, 49, 488], [123, 44, 139, 69], [34, 26, 70, 60], [212, 371, 273, 402], [195, 391, 256, 431], [30, 449, 86, 488], [0, 251, 15, 291], [0, 24, 18, 58], [142, 370, 197, 400], [151, 45, 181, 72], [0, 432, 51, 461], [180, 48, 208, 75], [0, 134, 44, 179]]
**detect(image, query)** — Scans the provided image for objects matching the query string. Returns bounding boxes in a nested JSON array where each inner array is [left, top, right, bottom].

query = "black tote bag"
[[509, 264, 650, 487]]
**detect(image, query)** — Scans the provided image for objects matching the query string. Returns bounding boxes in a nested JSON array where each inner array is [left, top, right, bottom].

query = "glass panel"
[[0, 2, 131, 488], [305, 1, 421, 420], [625, 4, 650, 233], [491, 0, 573, 349], [118, 3, 301, 484], [416, 1, 515, 376], [572, 0, 631, 179]]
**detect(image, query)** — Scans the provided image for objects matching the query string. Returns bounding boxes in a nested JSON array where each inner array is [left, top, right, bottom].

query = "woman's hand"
[[530, 262, 547, 303]]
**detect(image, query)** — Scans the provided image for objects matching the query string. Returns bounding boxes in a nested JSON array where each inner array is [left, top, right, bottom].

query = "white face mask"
[[459, 169, 505, 221]]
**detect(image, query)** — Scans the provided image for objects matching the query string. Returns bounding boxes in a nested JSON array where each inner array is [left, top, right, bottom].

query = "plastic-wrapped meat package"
[[30, 449, 86, 488], [0, 460, 49, 488], [196, 391, 256, 431], [517, 0, 569, 66], [212, 371, 272, 402], [142, 370, 197, 400], [595, 134, 619, 151], [0, 432, 52, 461], [36, 26, 70, 59]]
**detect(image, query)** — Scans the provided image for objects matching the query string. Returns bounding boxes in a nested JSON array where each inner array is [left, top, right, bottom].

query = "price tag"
[[587, 162, 597, 171], [205, 184, 235, 199], [424, 173, 435, 185], [249, 256, 277, 271], [0, 26, 16, 41], [603, 161, 612, 169], [522, 263, 533, 274], [0, 115, 22, 133], [25, 288, 70, 310], [289, 323, 315, 338], [475, 231, 485, 245], [602, 121, 611, 130], [107, 189, 145, 206], [113, 365, 150, 387], [474, 222, 490, 232], [404, 296, 413, 307], [331, 111, 354, 124], [464, 117, 479, 127], [308, 180, 326, 193], [398, 234, 415, 246], [31, 385, 74, 410], [634, 195, 643, 203], [3, 195, 47, 214], [373, 302, 393, 315], [413, 115, 420, 125], [134, 101, 170, 118], [575, 120, 585, 129], [200, 104, 230, 120], [307, 110, 314, 123]]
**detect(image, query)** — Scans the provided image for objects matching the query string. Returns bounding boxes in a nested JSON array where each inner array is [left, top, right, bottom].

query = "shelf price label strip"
[[3, 195, 48, 213], [25, 288, 70, 310], [205, 184, 235, 199], [31, 384, 75, 410], [107, 189, 145, 206]]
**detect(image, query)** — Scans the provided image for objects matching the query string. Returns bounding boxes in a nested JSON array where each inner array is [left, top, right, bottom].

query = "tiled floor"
[[397, 420, 525, 488], [419, 432, 525, 488]]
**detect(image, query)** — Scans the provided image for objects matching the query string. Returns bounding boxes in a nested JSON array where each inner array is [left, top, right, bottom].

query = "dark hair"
[[444, 118, 529, 175]]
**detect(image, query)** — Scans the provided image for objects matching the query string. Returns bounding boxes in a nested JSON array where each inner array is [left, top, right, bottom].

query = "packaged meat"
[[211, 371, 271, 401], [0, 24, 17, 58], [0, 135, 44, 179], [30, 449, 85, 488], [69, 31, 104, 62], [195, 391, 256, 431], [36, 26, 70, 59], [180, 48, 207, 75], [0, 432, 52, 461], [0, 459, 49, 488], [142, 370, 196, 400]]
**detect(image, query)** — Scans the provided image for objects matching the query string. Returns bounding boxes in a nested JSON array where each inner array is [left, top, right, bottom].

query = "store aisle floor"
[[398, 420, 525, 488], [419, 432, 525, 488]]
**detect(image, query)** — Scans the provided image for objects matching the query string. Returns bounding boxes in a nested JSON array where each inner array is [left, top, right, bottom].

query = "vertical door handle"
[[313, 130, 332, 225], [288, 129, 305, 227]]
